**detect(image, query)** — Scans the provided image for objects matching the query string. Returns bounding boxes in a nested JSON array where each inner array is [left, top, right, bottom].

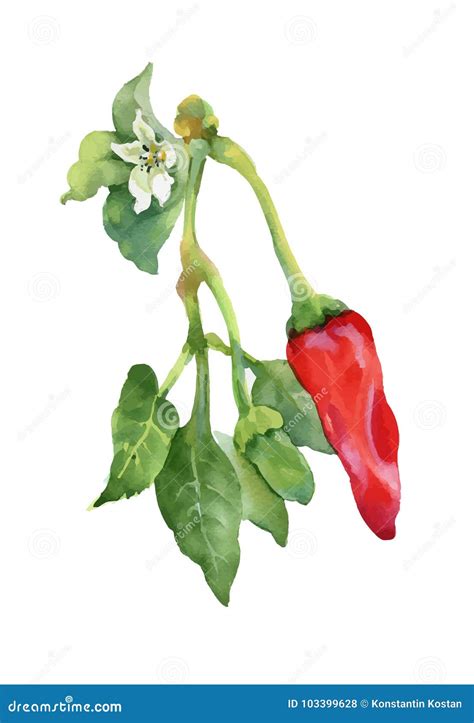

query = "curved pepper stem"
[[209, 136, 347, 333]]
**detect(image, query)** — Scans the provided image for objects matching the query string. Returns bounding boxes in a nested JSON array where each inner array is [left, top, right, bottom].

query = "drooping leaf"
[[94, 365, 178, 507], [155, 351, 241, 606], [61, 131, 129, 204], [234, 405, 283, 452], [250, 359, 334, 454], [155, 426, 242, 606], [102, 183, 185, 274], [215, 432, 288, 547], [112, 63, 175, 143], [244, 429, 315, 505]]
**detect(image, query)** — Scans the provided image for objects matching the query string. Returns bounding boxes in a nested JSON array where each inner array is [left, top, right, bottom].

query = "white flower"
[[111, 110, 177, 214]]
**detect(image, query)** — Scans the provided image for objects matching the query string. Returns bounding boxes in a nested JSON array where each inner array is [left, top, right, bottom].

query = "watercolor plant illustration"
[[61, 65, 401, 605]]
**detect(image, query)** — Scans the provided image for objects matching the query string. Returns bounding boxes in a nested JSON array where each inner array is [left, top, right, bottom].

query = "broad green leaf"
[[94, 365, 178, 507], [244, 429, 314, 505], [215, 432, 288, 547], [61, 131, 129, 204], [155, 425, 242, 606], [79, 131, 119, 162], [250, 359, 334, 454], [112, 63, 175, 143], [102, 184, 185, 274], [234, 405, 283, 452]]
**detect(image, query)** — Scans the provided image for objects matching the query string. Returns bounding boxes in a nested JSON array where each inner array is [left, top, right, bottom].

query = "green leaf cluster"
[[61, 64, 188, 273]]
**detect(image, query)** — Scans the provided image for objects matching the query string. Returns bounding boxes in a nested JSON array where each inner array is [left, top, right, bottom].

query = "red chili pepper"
[[286, 310, 400, 540]]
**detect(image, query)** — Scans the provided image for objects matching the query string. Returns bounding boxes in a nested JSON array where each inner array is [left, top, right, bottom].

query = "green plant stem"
[[179, 285, 211, 435], [209, 137, 316, 300], [181, 142, 252, 416], [192, 345, 211, 434], [205, 333, 257, 366], [158, 343, 193, 397]]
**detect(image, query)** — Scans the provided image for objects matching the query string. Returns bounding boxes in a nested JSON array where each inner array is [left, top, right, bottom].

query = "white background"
[[1, 0, 472, 685]]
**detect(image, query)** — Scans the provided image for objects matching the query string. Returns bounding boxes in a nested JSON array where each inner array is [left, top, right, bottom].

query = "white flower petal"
[[151, 169, 174, 207], [159, 142, 177, 169], [132, 109, 156, 146], [111, 140, 142, 165], [129, 165, 152, 214]]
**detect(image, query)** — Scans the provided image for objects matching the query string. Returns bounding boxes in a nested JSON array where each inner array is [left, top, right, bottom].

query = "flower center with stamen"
[[139, 142, 167, 173]]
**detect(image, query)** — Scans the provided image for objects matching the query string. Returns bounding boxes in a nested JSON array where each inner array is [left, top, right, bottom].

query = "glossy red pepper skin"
[[286, 310, 400, 540]]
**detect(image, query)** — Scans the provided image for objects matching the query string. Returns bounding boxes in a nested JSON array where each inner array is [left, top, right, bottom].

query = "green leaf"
[[112, 63, 175, 143], [93, 365, 179, 507], [79, 131, 119, 161], [155, 425, 242, 606], [61, 131, 129, 204], [234, 405, 283, 452], [104, 67, 189, 274], [215, 432, 288, 547], [244, 429, 315, 505], [62, 66, 187, 273], [102, 183, 185, 274], [250, 359, 334, 454]]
